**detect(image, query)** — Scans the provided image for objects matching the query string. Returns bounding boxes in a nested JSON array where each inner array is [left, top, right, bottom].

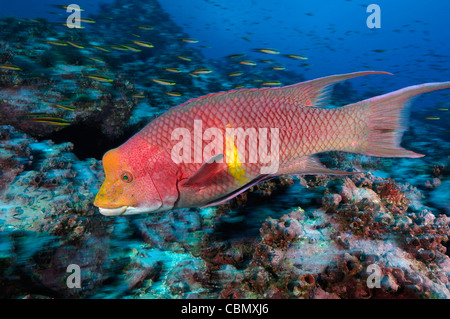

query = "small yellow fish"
[[239, 60, 257, 66], [177, 56, 192, 61], [66, 41, 84, 49], [88, 57, 105, 63], [132, 41, 154, 48], [85, 75, 113, 82], [284, 54, 308, 60], [53, 104, 75, 111], [60, 23, 85, 29], [132, 94, 146, 98], [166, 92, 182, 97], [151, 78, 176, 86], [122, 45, 142, 52], [436, 108, 448, 111], [259, 59, 275, 64], [227, 53, 246, 59], [192, 68, 212, 74], [228, 72, 244, 77], [110, 46, 129, 51], [30, 117, 71, 126], [233, 85, 246, 89], [271, 66, 286, 70], [25, 113, 48, 117], [255, 48, 280, 54], [32, 120, 71, 126], [182, 38, 199, 43], [138, 25, 153, 30], [424, 116, 440, 120], [45, 40, 68, 46], [165, 68, 182, 73], [262, 81, 282, 86], [80, 18, 96, 24], [0, 64, 21, 71], [92, 45, 110, 52]]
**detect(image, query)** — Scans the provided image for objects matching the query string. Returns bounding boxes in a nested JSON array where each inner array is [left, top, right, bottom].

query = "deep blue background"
[[2, 0, 450, 113]]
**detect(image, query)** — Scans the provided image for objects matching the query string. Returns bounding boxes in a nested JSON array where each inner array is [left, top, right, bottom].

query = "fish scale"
[[94, 71, 450, 215]]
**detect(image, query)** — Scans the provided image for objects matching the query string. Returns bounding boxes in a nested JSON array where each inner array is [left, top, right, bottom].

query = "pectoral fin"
[[182, 154, 226, 186]]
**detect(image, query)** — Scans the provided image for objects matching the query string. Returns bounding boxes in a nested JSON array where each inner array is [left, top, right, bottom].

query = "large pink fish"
[[94, 71, 450, 215]]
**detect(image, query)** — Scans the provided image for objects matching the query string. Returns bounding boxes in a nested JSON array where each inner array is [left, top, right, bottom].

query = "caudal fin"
[[356, 81, 450, 158]]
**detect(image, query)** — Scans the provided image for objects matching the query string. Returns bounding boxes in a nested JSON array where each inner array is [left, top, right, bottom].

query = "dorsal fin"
[[176, 87, 260, 109], [273, 71, 392, 108], [177, 71, 392, 110]]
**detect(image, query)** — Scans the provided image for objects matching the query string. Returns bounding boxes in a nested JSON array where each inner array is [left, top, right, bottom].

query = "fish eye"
[[121, 171, 133, 183]]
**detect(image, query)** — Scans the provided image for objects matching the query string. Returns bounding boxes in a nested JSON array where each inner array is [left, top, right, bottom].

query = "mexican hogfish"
[[94, 71, 450, 215]]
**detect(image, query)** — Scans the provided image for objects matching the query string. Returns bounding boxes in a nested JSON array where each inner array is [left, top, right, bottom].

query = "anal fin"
[[202, 174, 273, 207], [278, 156, 362, 175]]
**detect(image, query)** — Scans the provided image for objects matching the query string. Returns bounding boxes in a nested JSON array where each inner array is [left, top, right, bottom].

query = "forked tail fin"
[[352, 81, 450, 158]]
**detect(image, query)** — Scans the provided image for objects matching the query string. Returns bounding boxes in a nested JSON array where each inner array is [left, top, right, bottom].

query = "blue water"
[[159, 0, 450, 82], [3, 0, 449, 113], [4, 1, 450, 80], [159, 0, 450, 113], [0, 0, 106, 19]]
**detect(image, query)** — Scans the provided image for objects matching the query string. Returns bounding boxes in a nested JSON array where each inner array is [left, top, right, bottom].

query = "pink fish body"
[[94, 71, 450, 215]]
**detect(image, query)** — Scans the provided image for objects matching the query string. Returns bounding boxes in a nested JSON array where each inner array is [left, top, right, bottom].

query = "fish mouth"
[[97, 204, 163, 216], [98, 206, 128, 216], [120, 205, 163, 215]]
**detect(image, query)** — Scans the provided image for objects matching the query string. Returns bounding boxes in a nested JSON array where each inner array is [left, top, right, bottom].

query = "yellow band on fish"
[[225, 125, 248, 184]]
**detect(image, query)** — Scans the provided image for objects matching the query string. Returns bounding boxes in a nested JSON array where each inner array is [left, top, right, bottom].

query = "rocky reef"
[[0, 125, 111, 297], [0, 0, 449, 299], [1, 122, 448, 299]]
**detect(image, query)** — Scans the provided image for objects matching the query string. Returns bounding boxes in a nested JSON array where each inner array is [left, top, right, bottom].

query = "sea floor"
[[0, 117, 448, 299]]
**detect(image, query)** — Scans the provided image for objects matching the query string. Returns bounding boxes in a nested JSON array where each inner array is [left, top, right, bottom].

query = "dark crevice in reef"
[[45, 123, 137, 161], [444, 240, 450, 258]]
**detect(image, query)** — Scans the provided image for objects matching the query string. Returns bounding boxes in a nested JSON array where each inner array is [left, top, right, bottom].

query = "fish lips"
[[97, 204, 163, 216], [98, 206, 128, 216]]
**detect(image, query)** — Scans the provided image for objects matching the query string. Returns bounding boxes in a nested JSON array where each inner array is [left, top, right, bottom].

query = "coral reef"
[[199, 174, 450, 299], [0, 125, 114, 298], [0, 21, 138, 140]]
